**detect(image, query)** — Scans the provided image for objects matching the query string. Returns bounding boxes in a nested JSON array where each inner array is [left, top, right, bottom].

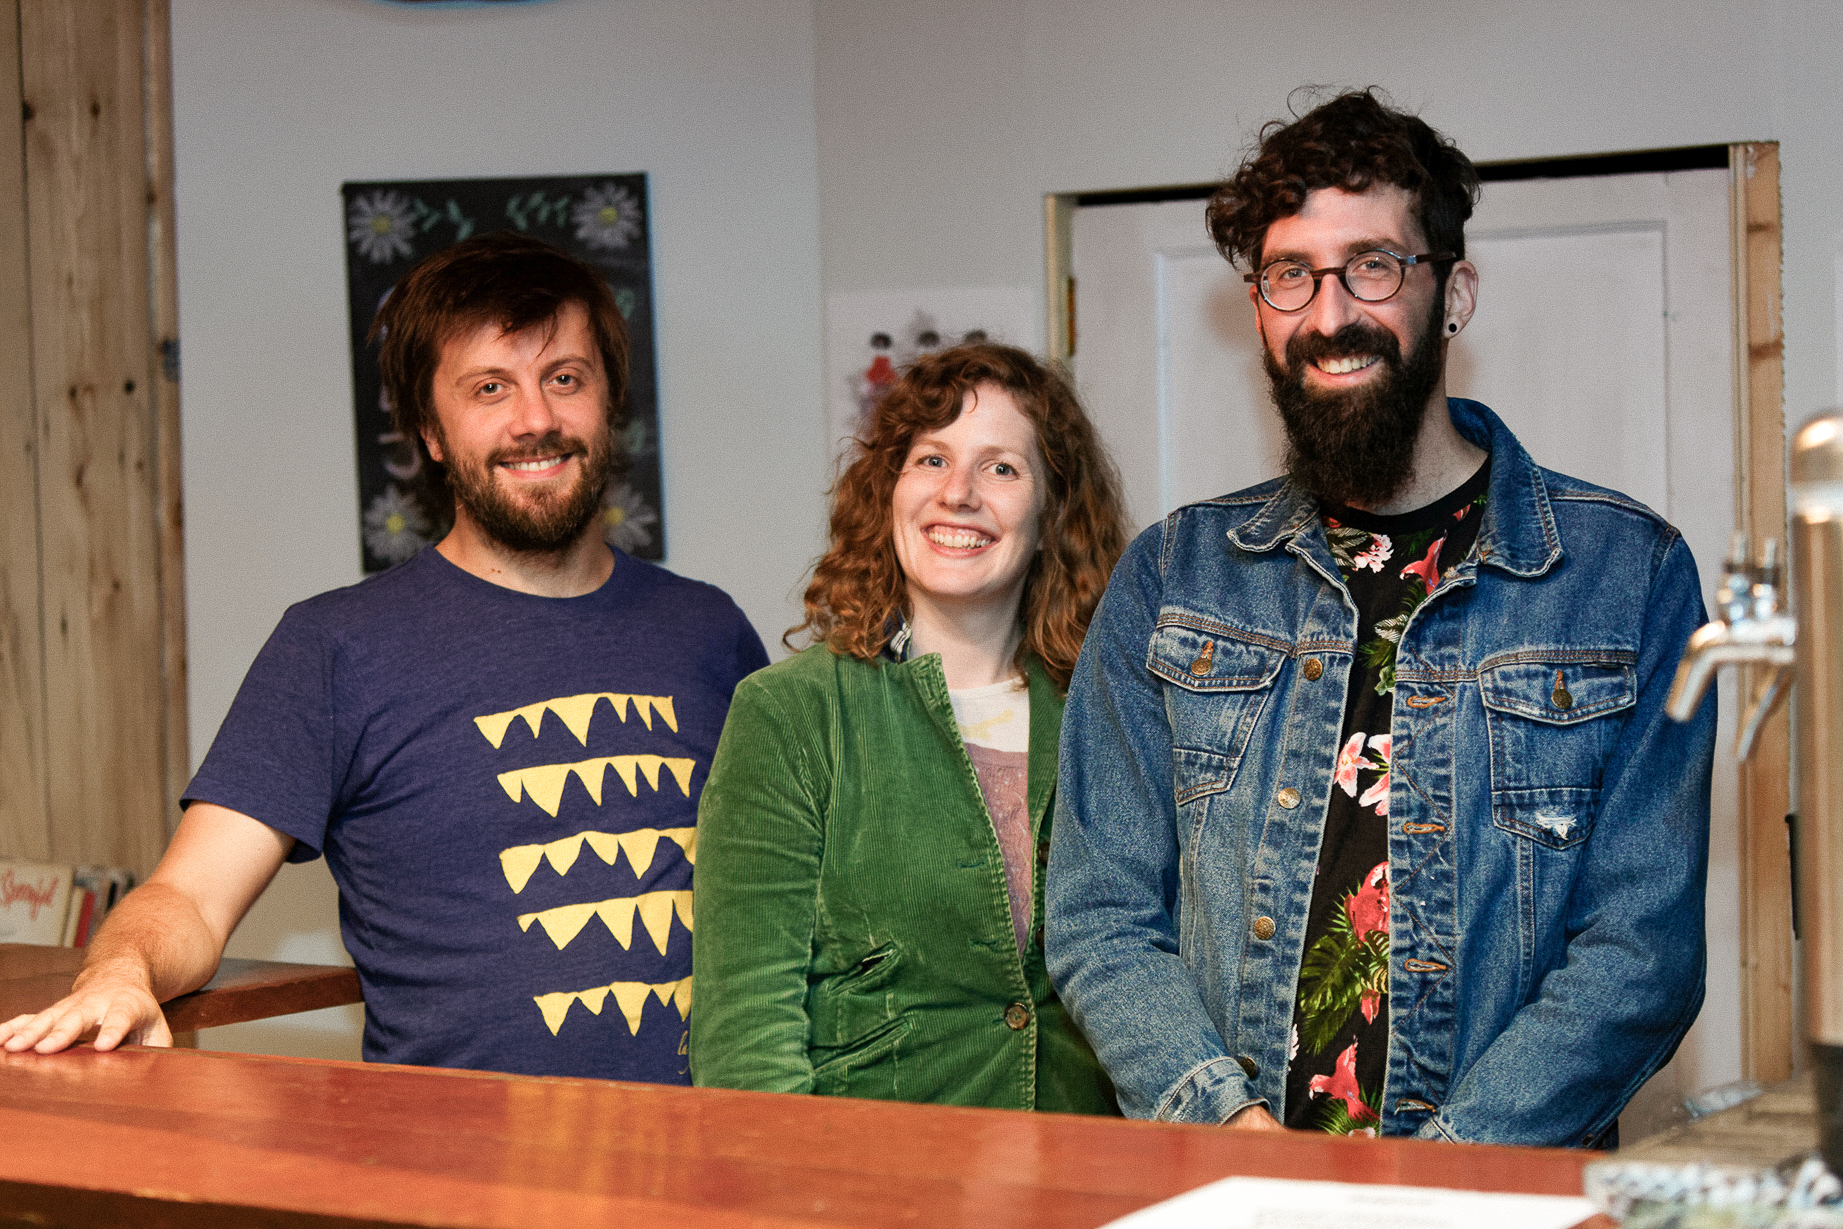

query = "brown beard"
[[1262, 295, 1444, 508], [441, 424, 616, 555]]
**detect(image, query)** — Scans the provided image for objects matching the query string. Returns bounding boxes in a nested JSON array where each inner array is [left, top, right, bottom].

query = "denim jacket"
[[1046, 400, 1714, 1147]]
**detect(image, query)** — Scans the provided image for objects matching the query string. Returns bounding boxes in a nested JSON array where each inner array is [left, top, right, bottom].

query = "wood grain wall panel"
[[0, 0, 50, 861], [1731, 141, 1794, 1083], [144, 0, 185, 840], [19, 0, 169, 875]]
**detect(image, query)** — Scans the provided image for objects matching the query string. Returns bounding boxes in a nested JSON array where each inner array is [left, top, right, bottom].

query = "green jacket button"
[[1004, 1003, 1030, 1030]]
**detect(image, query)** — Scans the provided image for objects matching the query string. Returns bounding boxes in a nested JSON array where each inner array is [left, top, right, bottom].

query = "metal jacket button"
[[1276, 787, 1300, 809], [1251, 916, 1276, 940], [1004, 1003, 1030, 1030], [1302, 658, 1323, 681], [1551, 669, 1573, 710], [1236, 1055, 1260, 1079], [1188, 640, 1215, 676]]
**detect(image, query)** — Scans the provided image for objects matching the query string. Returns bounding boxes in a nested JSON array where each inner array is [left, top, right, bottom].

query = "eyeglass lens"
[[1260, 251, 1405, 311]]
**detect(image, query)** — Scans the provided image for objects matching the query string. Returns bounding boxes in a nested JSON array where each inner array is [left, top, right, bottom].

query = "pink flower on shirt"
[[1334, 732, 1368, 797], [1309, 1041, 1377, 1122], [1357, 734, 1391, 815], [1400, 536, 1445, 596], [1346, 862, 1390, 941], [1351, 534, 1393, 572]]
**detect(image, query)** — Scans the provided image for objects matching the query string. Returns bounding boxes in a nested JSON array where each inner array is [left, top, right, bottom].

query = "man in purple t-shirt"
[[2, 234, 766, 1082]]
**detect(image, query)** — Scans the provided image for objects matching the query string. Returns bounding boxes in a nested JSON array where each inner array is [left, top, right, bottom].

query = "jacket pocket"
[[808, 944, 904, 1048], [810, 1014, 914, 1096], [1480, 654, 1636, 849], [1147, 620, 1286, 804]]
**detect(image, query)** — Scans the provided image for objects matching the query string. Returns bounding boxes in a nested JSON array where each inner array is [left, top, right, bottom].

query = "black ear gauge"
[[1447, 321, 1459, 334]]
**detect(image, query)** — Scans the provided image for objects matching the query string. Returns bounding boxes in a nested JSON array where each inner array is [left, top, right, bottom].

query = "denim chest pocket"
[[1147, 621, 1286, 804], [1480, 655, 1636, 849]]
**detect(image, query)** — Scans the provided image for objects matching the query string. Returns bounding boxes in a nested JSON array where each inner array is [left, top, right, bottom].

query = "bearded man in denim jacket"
[[1046, 90, 1715, 1147]]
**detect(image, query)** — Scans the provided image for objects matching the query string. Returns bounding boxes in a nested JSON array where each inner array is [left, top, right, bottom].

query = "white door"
[[1069, 167, 1741, 1140]]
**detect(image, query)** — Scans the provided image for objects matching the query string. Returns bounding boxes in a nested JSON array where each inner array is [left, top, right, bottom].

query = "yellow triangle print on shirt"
[[517, 891, 693, 953], [498, 828, 696, 893], [473, 693, 681, 749], [533, 976, 692, 1037], [495, 755, 696, 818]]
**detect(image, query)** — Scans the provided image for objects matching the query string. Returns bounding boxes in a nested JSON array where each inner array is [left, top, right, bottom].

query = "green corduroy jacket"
[[689, 644, 1116, 1113]]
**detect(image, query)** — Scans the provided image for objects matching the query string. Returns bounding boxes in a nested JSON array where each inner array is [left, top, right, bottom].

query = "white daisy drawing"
[[572, 182, 642, 251], [363, 485, 430, 564], [348, 190, 417, 264], [600, 482, 659, 553]]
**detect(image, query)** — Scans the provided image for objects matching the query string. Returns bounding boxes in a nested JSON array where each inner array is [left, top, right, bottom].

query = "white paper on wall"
[[823, 286, 1036, 465]]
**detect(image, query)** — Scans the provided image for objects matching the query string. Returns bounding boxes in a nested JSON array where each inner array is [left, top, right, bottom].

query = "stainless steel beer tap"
[[1669, 409, 1843, 1174], [1666, 533, 1796, 761]]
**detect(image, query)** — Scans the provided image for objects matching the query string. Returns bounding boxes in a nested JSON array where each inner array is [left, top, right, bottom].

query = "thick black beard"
[[1263, 298, 1445, 508], [444, 425, 617, 555]]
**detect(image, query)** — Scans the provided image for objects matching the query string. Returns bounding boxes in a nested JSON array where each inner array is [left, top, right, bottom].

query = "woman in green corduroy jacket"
[[691, 343, 1127, 1112]]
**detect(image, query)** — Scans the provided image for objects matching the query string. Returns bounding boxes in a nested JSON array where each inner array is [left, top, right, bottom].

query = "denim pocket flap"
[[1493, 786, 1599, 849], [1479, 658, 1635, 724], [1148, 624, 1287, 692]]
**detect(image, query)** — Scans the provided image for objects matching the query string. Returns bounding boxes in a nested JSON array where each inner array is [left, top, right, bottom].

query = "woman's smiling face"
[[891, 383, 1047, 622]]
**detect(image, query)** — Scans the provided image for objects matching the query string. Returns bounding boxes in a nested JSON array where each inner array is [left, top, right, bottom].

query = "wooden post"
[[2, 0, 185, 878], [0, 0, 50, 862], [1730, 140, 1794, 1083]]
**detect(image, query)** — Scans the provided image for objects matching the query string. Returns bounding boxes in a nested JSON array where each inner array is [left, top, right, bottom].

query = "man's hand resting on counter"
[[0, 803, 292, 1054], [0, 958, 172, 1052]]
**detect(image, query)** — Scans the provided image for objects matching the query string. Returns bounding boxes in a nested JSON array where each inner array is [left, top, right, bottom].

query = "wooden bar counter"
[[0, 1044, 1607, 1228]]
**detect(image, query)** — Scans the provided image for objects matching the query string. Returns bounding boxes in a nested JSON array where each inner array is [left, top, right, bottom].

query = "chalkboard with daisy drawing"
[[341, 173, 664, 572]]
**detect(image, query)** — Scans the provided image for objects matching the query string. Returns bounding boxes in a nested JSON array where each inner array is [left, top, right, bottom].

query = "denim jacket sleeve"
[[1046, 526, 1265, 1125], [1416, 530, 1715, 1145], [689, 673, 826, 1093]]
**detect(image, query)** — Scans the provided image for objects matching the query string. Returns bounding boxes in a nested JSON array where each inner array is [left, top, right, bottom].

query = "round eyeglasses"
[[1245, 249, 1455, 312]]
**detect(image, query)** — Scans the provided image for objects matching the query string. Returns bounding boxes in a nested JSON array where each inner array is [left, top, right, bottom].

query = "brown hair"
[[1206, 88, 1480, 277], [369, 230, 631, 520], [791, 343, 1128, 690]]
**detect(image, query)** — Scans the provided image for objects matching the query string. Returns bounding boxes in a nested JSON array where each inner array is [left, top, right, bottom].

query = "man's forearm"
[[71, 880, 228, 1004]]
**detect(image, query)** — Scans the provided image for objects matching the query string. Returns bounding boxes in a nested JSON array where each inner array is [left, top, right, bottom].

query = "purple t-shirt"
[[185, 547, 768, 1083]]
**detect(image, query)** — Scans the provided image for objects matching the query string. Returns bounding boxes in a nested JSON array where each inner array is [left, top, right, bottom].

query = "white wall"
[[171, 0, 824, 1056], [814, 0, 1840, 420]]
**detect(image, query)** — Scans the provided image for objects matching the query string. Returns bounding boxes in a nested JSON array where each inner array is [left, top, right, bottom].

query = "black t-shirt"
[[1283, 459, 1490, 1133]]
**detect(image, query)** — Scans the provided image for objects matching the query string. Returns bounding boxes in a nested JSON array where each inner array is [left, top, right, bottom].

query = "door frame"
[[1044, 142, 1793, 1082]]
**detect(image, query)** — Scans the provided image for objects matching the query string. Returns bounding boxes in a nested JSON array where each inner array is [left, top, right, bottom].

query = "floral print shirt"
[[1283, 459, 1490, 1134]]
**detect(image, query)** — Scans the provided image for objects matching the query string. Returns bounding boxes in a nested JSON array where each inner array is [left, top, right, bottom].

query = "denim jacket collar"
[[1224, 399, 1563, 581]]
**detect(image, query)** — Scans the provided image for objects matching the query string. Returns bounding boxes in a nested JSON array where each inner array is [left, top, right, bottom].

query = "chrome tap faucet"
[[1665, 533, 1796, 760]]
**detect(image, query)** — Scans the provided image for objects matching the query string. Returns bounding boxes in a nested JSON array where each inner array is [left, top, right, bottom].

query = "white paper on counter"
[[1105, 1176, 1597, 1229]]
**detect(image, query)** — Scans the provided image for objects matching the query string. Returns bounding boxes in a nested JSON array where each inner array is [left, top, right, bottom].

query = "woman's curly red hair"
[[789, 342, 1127, 691]]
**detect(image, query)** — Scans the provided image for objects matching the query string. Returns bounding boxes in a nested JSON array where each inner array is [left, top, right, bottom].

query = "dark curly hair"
[[1206, 88, 1480, 278], [790, 343, 1128, 692]]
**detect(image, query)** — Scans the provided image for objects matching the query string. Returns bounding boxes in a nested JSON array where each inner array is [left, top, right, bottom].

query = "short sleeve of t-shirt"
[[183, 547, 769, 1083]]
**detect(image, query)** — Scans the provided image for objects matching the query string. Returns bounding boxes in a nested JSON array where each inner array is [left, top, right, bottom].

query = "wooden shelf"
[[0, 942, 362, 1032]]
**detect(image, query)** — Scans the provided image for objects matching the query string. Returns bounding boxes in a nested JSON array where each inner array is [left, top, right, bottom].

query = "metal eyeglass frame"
[[1244, 250, 1456, 312]]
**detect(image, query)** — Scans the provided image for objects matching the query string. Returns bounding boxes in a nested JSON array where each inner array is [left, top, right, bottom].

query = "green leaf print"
[[1296, 909, 1390, 1054], [1314, 1085, 1384, 1135], [1325, 524, 1370, 573]]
